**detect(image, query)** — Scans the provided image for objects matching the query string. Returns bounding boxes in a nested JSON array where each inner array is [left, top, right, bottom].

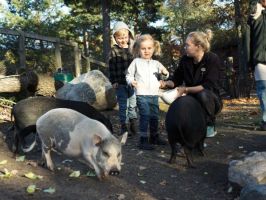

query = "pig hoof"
[[188, 164, 196, 169], [168, 157, 176, 164]]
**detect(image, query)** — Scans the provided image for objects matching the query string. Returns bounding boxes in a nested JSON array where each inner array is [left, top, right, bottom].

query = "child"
[[167, 35, 182, 79], [109, 21, 138, 136], [126, 34, 169, 150]]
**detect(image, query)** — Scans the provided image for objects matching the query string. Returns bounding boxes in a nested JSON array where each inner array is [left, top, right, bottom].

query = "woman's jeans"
[[116, 84, 137, 124], [256, 80, 266, 122], [136, 95, 159, 137], [192, 89, 223, 126]]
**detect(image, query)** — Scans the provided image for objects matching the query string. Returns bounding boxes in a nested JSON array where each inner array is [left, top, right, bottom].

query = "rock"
[[228, 151, 266, 187], [55, 70, 117, 110], [240, 184, 266, 200]]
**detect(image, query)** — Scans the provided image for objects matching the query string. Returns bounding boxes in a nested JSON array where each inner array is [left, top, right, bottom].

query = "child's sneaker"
[[206, 126, 217, 138]]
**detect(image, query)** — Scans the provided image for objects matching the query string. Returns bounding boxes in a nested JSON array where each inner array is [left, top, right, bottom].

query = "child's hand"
[[131, 80, 138, 88], [161, 68, 169, 76], [160, 80, 167, 89]]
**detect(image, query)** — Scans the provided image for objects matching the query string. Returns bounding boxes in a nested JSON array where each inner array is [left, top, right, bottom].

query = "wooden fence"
[[0, 28, 107, 76]]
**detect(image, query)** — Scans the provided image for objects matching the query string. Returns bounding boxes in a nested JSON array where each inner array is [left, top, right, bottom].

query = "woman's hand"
[[177, 86, 188, 97], [131, 80, 138, 88], [160, 80, 167, 88]]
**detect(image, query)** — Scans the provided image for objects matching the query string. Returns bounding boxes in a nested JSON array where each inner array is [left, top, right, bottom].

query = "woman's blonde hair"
[[187, 29, 213, 52], [131, 34, 161, 58]]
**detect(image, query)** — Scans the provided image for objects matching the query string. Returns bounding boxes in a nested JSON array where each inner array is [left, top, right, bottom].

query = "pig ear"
[[119, 132, 128, 145], [93, 134, 102, 146]]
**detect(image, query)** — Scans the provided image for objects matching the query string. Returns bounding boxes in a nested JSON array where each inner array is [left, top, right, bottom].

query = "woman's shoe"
[[206, 126, 217, 137]]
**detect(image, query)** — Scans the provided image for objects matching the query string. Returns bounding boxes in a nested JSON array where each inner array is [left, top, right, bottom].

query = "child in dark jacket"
[[109, 21, 137, 136]]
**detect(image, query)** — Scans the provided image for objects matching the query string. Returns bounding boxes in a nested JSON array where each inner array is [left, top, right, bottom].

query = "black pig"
[[165, 95, 206, 167], [11, 96, 113, 154]]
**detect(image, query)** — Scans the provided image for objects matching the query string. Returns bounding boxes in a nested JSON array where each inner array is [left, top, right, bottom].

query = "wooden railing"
[[0, 28, 82, 76]]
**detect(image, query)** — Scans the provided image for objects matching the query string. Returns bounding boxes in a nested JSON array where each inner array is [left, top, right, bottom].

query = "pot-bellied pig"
[[11, 96, 113, 154], [165, 95, 206, 168], [36, 108, 127, 180]]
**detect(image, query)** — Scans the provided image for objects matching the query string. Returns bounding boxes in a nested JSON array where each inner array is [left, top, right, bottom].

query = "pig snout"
[[109, 168, 120, 176]]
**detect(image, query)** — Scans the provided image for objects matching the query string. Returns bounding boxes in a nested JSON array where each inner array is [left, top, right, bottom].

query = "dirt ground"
[[0, 87, 266, 199]]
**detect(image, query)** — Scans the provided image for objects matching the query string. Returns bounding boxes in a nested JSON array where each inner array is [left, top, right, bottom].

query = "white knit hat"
[[112, 21, 134, 39]]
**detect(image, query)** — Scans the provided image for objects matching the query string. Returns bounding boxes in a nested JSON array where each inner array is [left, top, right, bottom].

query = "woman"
[[165, 29, 223, 137]]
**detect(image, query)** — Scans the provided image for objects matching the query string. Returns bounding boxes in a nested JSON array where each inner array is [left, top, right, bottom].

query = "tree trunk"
[[102, 0, 111, 66], [234, 0, 250, 98], [0, 71, 38, 95]]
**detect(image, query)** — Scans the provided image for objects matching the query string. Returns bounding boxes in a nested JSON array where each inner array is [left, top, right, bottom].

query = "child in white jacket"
[[126, 34, 169, 150]]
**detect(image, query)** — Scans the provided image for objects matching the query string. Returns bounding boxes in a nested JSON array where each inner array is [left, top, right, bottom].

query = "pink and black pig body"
[[12, 96, 113, 154], [165, 95, 206, 167], [36, 108, 127, 180]]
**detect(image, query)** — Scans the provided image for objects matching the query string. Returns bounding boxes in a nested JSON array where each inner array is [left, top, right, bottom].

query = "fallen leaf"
[[137, 172, 143, 177], [62, 159, 73, 164], [24, 172, 43, 180], [26, 185, 36, 194], [227, 186, 233, 193], [11, 170, 18, 176], [16, 155, 25, 162], [160, 180, 167, 186], [140, 180, 146, 184], [86, 171, 96, 177], [116, 193, 126, 200], [43, 187, 56, 194], [69, 170, 80, 177], [139, 166, 146, 171], [0, 160, 7, 165], [0, 168, 12, 178], [136, 151, 143, 156]]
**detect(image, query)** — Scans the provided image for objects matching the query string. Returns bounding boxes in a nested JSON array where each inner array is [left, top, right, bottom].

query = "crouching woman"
[[164, 29, 223, 137]]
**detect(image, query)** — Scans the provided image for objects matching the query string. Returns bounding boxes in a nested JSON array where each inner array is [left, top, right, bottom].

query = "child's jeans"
[[256, 80, 266, 122], [116, 84, 137, 124], [136, 95, 159, 137]]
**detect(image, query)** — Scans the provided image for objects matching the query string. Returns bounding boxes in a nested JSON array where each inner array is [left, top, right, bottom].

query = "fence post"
[[18, 31, 26, 69], [55, 42, 62, 70], [74, 43, 81, 76]]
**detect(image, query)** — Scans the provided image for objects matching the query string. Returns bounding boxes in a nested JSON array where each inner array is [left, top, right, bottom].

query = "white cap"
[[112, 21, 134, 39]]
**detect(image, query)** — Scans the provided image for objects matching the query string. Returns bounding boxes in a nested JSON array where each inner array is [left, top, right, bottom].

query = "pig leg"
[[183, 146, 195, 168], [168, 142, 177, 164], [197, 140, 205, 157], [12, 130, 19, 155], [42, 146, 55, 171], [83, 152, 104, 180]]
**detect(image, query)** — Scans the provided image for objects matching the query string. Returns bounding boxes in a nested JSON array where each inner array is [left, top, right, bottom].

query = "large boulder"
[[228, 151, 266, 187], [55, 70, 117, 110], [240, 184, 266, 200]]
